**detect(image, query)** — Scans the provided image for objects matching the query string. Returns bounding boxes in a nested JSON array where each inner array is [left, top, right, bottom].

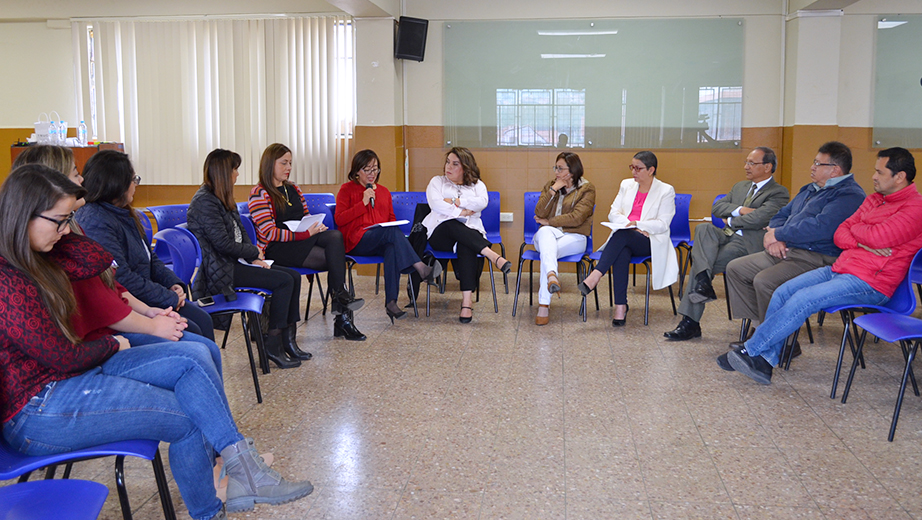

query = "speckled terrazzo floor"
[[7, 272, 922, 520]]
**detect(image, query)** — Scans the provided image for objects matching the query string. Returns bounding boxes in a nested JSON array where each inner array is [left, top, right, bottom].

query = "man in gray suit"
[[664, 146, 790, 341]]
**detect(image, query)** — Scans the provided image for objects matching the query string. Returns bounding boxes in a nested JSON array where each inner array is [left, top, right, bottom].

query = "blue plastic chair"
[[512, 191, 593, 318], [852, 313, 922, 441], [138, 210, 154, 246], [0, 479, 108, 520], [236, 201, 250, 215], [671, 194, 692, 296], [482, 192, 508, 293], [710, 194, 727, 229], [0, 437, 175, 520], [154, 227, 268, 403], [390, 191, 428, 236], [817, 249, 922, 400], [702, 193, 733, 319], [147, 204, 189, 266]]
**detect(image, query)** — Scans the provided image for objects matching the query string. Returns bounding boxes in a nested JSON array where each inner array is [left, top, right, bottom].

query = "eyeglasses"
[[132, 175, 142, 185], [745, 161, 767, 167], [812, 160, 836, 168], [37, 211, 76, 233], [554, 166, 569, 173], [361, 167, 380, 175], [628, 165, 646, 172]]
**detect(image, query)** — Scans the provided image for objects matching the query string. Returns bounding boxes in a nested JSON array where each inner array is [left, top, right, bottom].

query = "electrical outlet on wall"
[[500, 212, 513, 222]]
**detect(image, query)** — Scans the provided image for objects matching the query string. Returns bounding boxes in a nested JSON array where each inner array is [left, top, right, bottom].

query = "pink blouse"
[[628, 191, 648, 222]]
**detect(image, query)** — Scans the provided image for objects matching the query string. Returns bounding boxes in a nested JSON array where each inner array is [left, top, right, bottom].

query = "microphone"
[[366, 183, 375, 208]]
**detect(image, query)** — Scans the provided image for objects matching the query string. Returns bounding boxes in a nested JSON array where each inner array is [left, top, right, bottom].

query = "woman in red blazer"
[[336, 149, 440, 322]]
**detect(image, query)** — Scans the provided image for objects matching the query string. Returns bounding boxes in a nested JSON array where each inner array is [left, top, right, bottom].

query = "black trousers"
[[594, 229, 651, 305], [233, 263, 302, 329], [349, 226, 421, 302], [265, 229, 348, 294], [428, 219, 491, 292]]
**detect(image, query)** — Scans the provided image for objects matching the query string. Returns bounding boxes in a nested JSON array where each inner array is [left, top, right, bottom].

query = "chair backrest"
[[236, 201, 250, 215], [153, 227, 201, 286], [885, 248, 922, 315], [671, 193, 692, 242], [302, 192, 336, 211], [391, 191, 428, 235], [138, 210, 154, 245], [303, 198, 336, 229], [240, 214, 259, 244], [522, 191, 541, 244], [147, 204, 189, 231], [711, 194, 727, 229], [482, 191, 502, 244]]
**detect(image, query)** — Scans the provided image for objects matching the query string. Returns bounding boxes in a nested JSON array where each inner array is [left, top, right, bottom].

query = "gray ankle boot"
[[219, 438, 313, 512], [208, 506, 226, 520]]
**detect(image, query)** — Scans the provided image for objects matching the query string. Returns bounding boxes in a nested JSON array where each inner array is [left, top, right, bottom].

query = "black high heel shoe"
[[385, 301, 407, 324], [331, 290, 365, 315], [494, 257, 512, 276], [459, 306, 473, 324], [334, 312, 366, 341], [423, 259, 443, 286], [263, 333, 301, 368], [282, 326, 312, 360], [611, 304, 630, 327], [577, 281, 593, 297]]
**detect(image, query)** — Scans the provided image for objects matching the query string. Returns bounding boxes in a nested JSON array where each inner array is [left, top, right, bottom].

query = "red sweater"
[[335, 181, 396, 252], [833, 183, 922, 297], [1, 234, 120, 423]]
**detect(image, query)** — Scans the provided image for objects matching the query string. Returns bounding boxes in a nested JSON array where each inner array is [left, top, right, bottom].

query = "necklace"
[[281, 184, 292, 206]]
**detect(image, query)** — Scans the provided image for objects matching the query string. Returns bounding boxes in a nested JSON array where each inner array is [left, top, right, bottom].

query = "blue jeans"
[[121, 331, 223, 381], [744, 266, 889, 366], [349, 226, 421, 302], [2, 341, 242, 520]]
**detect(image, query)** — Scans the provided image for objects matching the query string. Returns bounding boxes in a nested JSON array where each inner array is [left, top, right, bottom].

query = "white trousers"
[[533, 226, 587, 306]]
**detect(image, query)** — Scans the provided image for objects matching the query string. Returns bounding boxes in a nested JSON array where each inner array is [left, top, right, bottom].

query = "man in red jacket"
[[721, 147, 922, 384]]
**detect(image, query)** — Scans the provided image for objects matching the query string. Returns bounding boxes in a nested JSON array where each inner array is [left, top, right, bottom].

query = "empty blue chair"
[[0, 437, 175, 520], [852, 313, 922, 441], [0, 479, 108, 520], [148, 204, 189, 266], [671, 194, 692, 296], [818, 249, 922, 400], [390, 191, 428, 236], [482, 192, 507, 293], [154, 227, 268, 403]]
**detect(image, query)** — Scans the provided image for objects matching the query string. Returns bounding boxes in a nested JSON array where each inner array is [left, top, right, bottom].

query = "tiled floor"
[[7, 272, 922, 519]]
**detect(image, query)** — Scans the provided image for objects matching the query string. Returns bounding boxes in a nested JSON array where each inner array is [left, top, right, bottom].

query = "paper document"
[[365, 220, 409, 230], [284, 213, 325, 232], [601, 222, 636, 230], [238, 258, 274, 267]]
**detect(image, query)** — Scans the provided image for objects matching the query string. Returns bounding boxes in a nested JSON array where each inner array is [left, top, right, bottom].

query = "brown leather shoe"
[[535, 304, 550, 326]]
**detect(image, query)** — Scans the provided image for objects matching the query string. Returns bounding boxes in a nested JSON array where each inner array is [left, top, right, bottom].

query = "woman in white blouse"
[[423, 147, 511, 323], [577, 151, 679, 327]]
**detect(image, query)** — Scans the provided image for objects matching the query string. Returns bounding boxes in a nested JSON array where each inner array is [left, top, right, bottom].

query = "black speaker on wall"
[[395, 16, 428, 62]]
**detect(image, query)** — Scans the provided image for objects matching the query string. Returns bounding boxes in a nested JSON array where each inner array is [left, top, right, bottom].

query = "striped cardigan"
[[247, 182, 306, 250]]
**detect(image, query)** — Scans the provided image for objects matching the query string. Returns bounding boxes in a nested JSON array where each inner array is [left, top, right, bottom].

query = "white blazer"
[[422, 175, 489, 239], [598, 177, 679, 290]]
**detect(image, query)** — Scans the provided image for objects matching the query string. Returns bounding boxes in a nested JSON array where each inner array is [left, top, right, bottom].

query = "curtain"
[[72, 16, 354, 185]]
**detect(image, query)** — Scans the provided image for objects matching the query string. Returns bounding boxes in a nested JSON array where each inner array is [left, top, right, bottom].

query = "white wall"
[[0, 22, 76, 128]]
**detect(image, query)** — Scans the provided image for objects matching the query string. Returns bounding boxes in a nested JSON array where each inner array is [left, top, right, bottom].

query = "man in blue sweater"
[[722, 141, 865, 360]]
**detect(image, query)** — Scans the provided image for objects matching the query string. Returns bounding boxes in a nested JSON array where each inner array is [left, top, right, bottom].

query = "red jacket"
[[335, 181, 396, 252], [1, 234, 120, 423], [833, 183, 922, 297]]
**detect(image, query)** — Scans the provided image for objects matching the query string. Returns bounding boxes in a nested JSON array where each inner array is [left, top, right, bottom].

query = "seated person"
[[0, 165, 313, 519], [725, 141, 865, 358], [722, 148, 922, 384]]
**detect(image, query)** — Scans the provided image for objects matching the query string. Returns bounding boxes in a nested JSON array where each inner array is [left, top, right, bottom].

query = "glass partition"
[[873, 15, 922, 148], [443, 18, 744, 149]]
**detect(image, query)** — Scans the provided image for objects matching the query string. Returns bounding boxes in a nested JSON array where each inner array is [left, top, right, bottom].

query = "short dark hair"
[[633, 151, 658, 176], [879, 147, 917, 183], [348, 149, 381, 184], [754, 146, 777, 173], [818, 141, 852, 174], [82, 150, 135, 206], [555, 152, 584, 183]]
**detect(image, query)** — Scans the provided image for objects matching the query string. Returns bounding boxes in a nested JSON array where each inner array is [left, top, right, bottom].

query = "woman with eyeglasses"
[[577, 151, 679, 326], [248, 143, 365, 341], [335, 150, 442, 322], [77, 150, 216, 341], [0, 164, 314, 520], [423, 147, 511, 323], [532, 152, 596, 325]]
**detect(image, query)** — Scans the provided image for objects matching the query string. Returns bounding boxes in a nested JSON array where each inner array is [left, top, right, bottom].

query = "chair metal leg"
[[842, 328, 871, 403], [115, 455, 133, 520], [240, 312, 264, 403], [489, 262, 498, 313], [668, 285, 676, 316], [500, 243, 508, 294], [375, 263, 381, 295], [62, 462, 73, 479], [220, 325, 231, 349], [805, 317, 814, 344], [409, 276, 419, 318], [643, 262, 651, 326], [739, 319, 751, 343], [512, 257, 526, 317], [528, 260, 534, 307], [304, 275, 315, 322], [426, 281, 431, 317], [890, 340, 921, 441], [152, 449, 177, 520], [607, 267, 613, 307], [898, 339, 921, 397], [782, 329, 802, 371], [723, 275, 732, 320]]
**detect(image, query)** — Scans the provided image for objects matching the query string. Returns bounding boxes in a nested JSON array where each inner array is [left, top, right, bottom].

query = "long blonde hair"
[[0, 165, 87, 343]]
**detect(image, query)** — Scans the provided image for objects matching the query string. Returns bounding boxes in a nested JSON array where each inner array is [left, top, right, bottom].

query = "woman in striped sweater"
[[247, 143, 365, 341]]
